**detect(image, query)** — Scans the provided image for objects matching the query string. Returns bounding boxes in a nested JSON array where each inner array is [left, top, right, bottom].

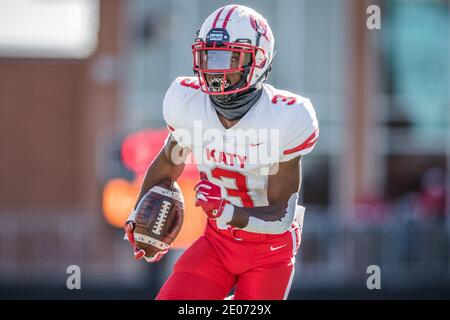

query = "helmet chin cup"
[[207, 76, 231, 92], [209, 69, 251, 103]]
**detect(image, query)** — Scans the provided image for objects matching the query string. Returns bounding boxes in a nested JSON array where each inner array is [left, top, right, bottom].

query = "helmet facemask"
[[192, 40, 266, 101]]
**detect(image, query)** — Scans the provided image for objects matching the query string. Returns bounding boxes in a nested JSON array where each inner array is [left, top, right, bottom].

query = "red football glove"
[[194, 179, 229, 219], [124, 221, 168, 263]]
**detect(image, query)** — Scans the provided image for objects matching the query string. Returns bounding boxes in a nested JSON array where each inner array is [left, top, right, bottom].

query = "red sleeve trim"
[[283, 129, 318, 155], [167, 124, 175, 132]]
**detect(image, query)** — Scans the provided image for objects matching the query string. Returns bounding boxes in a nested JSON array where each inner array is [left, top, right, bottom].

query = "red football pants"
[[156, 220, 301, 300]]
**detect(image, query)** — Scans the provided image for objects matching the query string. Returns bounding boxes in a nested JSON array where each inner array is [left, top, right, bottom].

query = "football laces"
[[152, 200, 171, 235]]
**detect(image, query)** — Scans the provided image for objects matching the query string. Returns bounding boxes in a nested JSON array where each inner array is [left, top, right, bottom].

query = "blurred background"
[[0, 0, 449, 299]]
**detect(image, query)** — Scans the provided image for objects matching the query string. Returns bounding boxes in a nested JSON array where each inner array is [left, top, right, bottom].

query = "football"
[[133, 180, 184, 258]]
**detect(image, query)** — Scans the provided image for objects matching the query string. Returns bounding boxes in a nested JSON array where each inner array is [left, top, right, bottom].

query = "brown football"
[[133, 180, 184, 258]]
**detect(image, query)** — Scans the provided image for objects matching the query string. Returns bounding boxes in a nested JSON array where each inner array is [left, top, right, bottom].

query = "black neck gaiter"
[[209, 87, 263, 121]]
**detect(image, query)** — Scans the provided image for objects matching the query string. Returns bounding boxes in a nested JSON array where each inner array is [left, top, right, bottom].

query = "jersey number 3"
[[211, 167, 255, 208]]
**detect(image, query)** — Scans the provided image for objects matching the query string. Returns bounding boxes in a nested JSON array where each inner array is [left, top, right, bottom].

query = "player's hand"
[[194, 179, 229, 219], [124, 220, 168, 263]]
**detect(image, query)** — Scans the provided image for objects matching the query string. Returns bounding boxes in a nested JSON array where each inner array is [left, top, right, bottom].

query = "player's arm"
[[132, 134, 189, 210], [229, 156, 301, 230], [124, 134, 190, 262], [125, 77, 193, 261], [195, 156, 302, 234], [132, 76, 192, 208]]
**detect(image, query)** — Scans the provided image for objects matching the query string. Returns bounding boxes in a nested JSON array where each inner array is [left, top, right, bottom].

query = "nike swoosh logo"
[[270, 244, 287, 251], [250, 142, 264, 147]]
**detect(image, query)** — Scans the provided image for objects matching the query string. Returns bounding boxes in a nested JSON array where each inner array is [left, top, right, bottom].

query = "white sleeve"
[[162, 78, 191, 148], [279, 99, 319, 162]]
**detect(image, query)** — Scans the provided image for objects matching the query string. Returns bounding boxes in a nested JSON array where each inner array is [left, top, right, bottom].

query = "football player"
[[125, 4, 319, 300]]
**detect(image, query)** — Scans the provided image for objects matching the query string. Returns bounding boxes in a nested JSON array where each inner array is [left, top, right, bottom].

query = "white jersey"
[[163, 76, 319, 208]]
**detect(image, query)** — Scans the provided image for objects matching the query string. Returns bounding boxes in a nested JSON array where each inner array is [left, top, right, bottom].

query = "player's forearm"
[[223, 193, 299, 234], [226, 159, 302, 233], [229, 203, 286, 228]]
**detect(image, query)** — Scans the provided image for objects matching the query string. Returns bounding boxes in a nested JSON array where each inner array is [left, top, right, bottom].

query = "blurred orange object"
[[102, 177, 140, 228]]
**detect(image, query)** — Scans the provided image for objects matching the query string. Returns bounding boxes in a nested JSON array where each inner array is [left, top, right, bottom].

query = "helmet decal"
[[250, 15, 271, 42]]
